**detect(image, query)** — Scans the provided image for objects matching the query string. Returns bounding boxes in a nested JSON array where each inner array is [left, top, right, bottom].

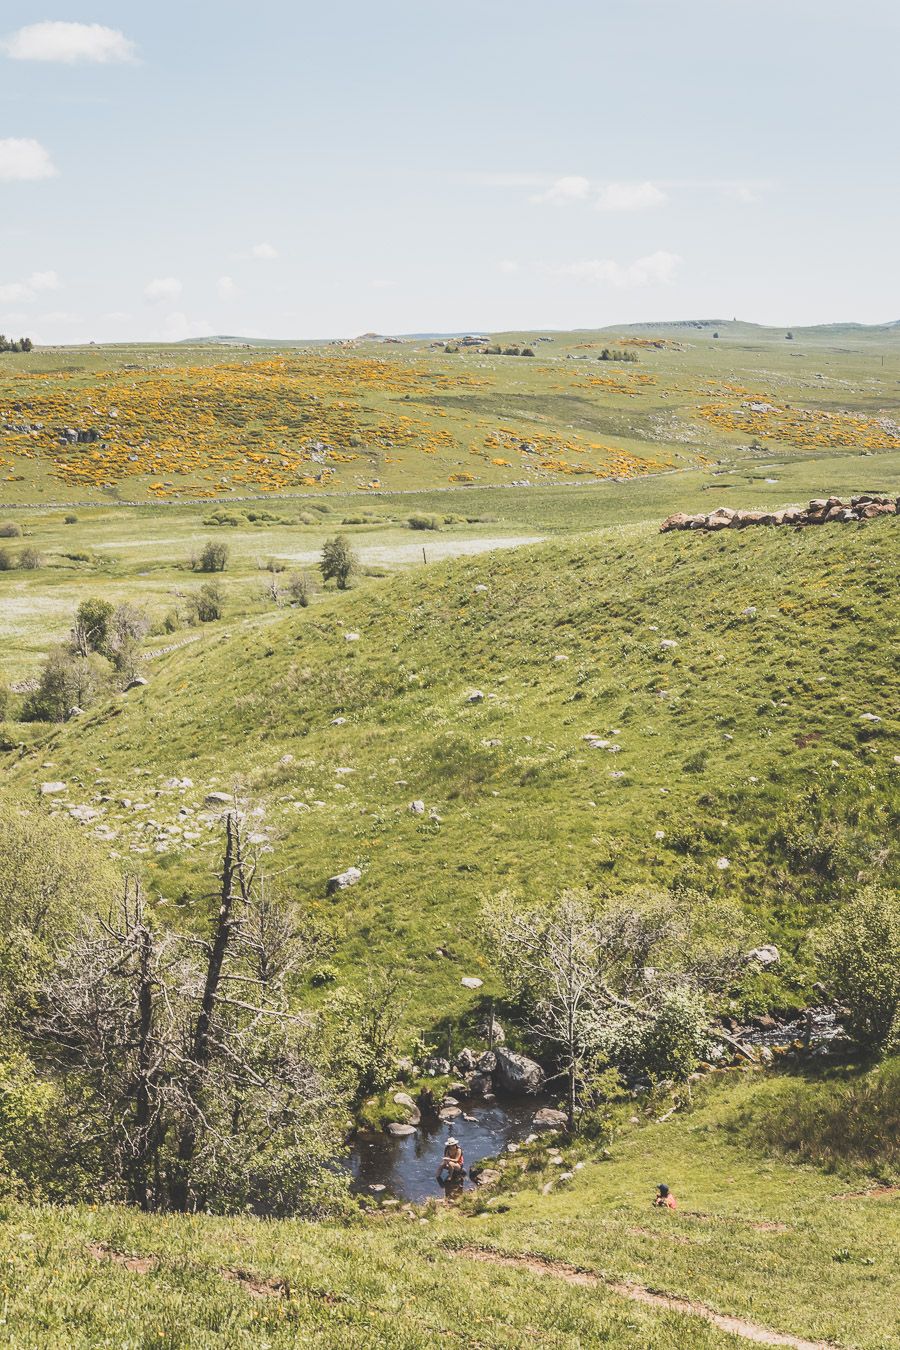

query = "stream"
[[349, 1095, 548, 1203]]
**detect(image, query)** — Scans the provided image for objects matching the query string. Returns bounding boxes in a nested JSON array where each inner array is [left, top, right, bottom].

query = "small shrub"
[[408, 514, 441, 531], [192, 581, 224, 622], [286, 572, 316, 607], [0, 548, 11, 571], [17, 547, 41, 570], [194, 540, 229, 572], [0, 522, 22, 539]]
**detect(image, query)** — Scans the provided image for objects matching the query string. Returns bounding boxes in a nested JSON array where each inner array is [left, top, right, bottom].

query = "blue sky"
[[1, 1, 897, 343]]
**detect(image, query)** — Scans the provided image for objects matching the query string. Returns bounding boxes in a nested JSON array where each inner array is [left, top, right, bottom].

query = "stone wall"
[[660, 494, 897, 533]]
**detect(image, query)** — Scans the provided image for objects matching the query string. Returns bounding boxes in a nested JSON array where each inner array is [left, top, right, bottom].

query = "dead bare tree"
[[39, 814, 348, 1215], [39, 878, 177, 1209]]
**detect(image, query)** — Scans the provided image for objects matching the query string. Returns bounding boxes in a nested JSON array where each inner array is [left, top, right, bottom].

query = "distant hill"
[[181, 320, 900, 346]]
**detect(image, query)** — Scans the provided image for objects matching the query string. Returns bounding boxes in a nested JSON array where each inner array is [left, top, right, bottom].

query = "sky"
[[0, 0, 898, 344]]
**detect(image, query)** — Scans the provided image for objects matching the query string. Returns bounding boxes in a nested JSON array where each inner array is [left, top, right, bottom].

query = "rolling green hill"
[[6, 515, 897, 1026]]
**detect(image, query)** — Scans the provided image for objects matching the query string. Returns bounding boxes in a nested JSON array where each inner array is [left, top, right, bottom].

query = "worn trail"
[[457, 1245, 838, 1350]]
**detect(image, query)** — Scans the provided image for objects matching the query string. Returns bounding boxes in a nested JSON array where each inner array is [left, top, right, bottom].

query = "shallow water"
[[350, 1095, 547, 1202]]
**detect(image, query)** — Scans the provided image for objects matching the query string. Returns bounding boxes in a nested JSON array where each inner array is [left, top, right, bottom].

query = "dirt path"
[[457, 1246, 838, 1350]]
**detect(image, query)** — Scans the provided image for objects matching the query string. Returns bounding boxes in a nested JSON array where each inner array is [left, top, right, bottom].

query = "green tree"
[[23, 647, 108, 722], [73, 597, 114, 655], [320, 534, 357, 590]]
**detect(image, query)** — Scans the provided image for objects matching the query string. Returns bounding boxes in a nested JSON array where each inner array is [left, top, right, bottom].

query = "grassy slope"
[[1, 1072, 897, 1348], [4, 517, 897, 1026]]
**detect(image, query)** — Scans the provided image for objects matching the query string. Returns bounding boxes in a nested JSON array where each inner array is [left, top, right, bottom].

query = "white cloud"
[[160, 311, 211, 342], [250, 242, 278, 260], [0, 283, 32, 303], [216, 275, 239, 300], [370, 278, 393, 290], [39, 310, 81, 324], [30, 269, 59, 291], [499, 259, 519, 274], [0, 138, 57, 181], [0, 270, 62, 303], [531, 175, 591, 205], [144, 276, 183, 302], [596, 180, 667, 212], [557, 249, 682, 288], [3, 22, 136, 64], [723, 179, 771, 204]]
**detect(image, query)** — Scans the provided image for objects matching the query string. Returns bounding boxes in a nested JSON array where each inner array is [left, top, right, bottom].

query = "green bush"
[[0, 521, 22, 538], [817, 888, 900, 1054], [195, 540, 229, 572], [17, 546, 41, 570]]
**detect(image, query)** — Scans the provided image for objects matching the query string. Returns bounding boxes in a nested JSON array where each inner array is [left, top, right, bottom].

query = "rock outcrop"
[[661, 494, 897, 533]]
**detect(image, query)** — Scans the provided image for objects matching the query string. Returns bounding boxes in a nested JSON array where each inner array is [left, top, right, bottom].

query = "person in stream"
[[436, 1136, 466, 1192]]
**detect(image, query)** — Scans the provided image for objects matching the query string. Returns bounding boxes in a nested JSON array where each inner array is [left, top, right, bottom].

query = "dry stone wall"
[[660, 494, 897, 533]]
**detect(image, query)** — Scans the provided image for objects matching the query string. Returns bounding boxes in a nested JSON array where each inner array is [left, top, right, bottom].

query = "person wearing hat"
[[654, 1183, 677, 1210], [436, 1136, 465, 1186]]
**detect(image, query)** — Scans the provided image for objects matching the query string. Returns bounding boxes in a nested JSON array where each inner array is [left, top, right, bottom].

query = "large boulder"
[[494, 1047, 545, 1095], [385, 1122, 416, 1137], [470, 1166, 502, 1188]]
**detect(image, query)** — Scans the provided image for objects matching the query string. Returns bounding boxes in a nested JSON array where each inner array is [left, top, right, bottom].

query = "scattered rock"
[[40, 781, 67, 795], [466, 689, 485, 703], [471, 1167, 501, 1188], [532, 1107, 568, 1132], [408, 800, 425, 815], [385, 1122, 416, 1137], [326, 865, 362, 895], [392, 1092, 421, 1125], [204, 791, 234, 807], [746, 944, 780, 968], [124, 676, 148, 691], [461, 976, 483, 989]]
